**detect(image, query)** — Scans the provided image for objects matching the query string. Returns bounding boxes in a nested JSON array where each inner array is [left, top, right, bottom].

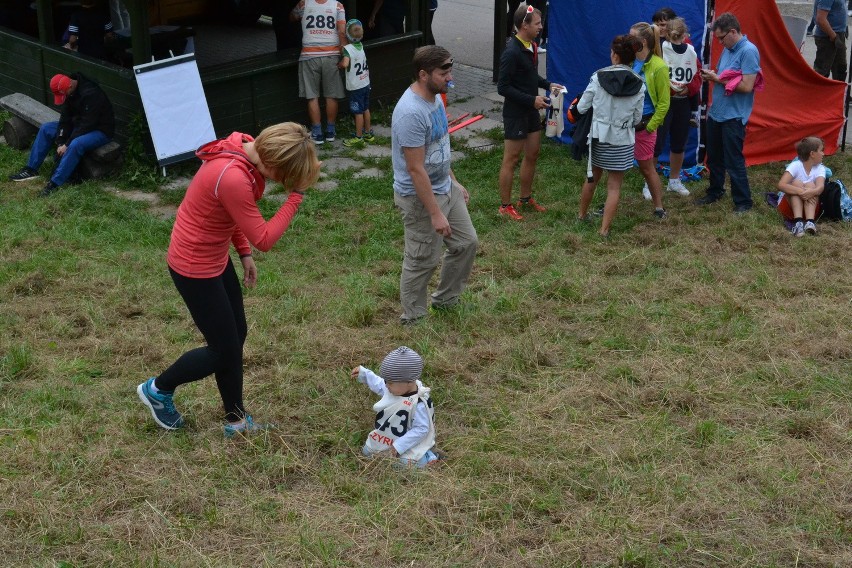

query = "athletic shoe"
[[667, 178, 690, 196], [642, 182, 652, 200], [362, 130, 375, 143], [804, 220, 817, 235], [791, 221, 805, 237], [694, 193, 723, 206], [137, 377, 184, 430], [342, 136, 365, 148], [325, 127, 336, 142], [591, 206, 605, 217], [9, 167, 39, 182], [224, 415, 268, 438], [498, 204, 524, 220], [311, 129, 324, 145], [39, 181, 60, 197], [653, 208, 668, 219], [733, 204, 752, 215], [516, 197, 547, 212]]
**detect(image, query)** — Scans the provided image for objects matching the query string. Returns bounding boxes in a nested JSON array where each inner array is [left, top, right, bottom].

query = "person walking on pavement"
[[496, 3, 563, 221], [695, 12, 761, 214], [391, 46, 478, 324], [813, 0, 848, 81]]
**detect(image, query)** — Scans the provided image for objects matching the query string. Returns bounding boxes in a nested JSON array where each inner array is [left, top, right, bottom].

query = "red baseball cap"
[[50, 74, 72, 105]]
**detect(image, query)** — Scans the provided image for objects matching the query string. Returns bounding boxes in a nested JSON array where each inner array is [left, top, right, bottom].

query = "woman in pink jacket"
[[137, 123, 320, 436]]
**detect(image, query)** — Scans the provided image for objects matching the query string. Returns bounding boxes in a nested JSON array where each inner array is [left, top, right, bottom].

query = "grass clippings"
[[0, 134, 850, 567]]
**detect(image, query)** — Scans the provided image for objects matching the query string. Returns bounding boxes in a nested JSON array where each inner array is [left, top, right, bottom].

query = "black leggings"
[[155, 259, 248, 422], [654, 97, 692, 158]]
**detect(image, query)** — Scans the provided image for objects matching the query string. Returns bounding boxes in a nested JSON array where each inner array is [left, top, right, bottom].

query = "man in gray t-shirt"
[[391, 46, 478, 324]]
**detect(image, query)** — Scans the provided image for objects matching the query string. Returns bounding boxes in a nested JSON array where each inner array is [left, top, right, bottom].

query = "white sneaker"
[[667, 178, 690, 196], [642, 182, 652, 200]]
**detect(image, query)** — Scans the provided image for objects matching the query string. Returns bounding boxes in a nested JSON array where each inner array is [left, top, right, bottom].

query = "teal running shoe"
[[223, 415, 270, 438], [136, 377, 184, 430]]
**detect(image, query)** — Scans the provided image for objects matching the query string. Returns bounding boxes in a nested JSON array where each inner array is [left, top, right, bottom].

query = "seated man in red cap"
[[8, 73, 114, 196]]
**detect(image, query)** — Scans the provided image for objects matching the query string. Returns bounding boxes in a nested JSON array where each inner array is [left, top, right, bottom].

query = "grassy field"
[[0, 127, 850, 567]]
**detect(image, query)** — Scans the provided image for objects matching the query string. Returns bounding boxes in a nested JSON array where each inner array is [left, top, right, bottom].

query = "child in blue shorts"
[[340, 19, 374, 148]]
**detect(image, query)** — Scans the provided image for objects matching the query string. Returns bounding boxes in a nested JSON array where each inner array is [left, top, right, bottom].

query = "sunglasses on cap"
[[439, 58, 454, 70]]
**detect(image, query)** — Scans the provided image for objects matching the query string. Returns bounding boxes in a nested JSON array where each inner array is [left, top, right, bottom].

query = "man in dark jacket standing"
[[496, 4, 562, 220], [8, 73, 114, 196]]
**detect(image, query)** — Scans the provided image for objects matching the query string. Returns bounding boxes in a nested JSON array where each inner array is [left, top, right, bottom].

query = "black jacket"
[[497, 35, 550, 119], [57, 72, 115, 145]]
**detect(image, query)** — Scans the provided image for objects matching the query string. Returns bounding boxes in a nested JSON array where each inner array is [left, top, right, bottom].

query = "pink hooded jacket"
[[167, 132, 303, 278]]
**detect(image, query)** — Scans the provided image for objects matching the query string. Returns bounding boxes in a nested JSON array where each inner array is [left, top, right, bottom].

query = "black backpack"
[[569, 105, 592, 162], [819, 180, 844, 221]]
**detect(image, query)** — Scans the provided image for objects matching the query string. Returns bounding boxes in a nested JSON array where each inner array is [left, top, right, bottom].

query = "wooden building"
[[0, 0, 426, 142]]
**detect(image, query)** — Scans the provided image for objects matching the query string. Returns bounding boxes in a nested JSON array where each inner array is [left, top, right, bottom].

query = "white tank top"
[[343, 43, 370, 91], [364, 387, 436, 461], [662, 41, 698, 96], [299, 0, 344, 60]]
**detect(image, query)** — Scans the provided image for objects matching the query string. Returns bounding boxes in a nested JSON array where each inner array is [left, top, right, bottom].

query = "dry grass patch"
[[0, 139, 850, 566]]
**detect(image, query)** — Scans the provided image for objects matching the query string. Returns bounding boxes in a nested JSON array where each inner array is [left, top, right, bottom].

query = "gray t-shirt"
[[391, 87, 452, 196]]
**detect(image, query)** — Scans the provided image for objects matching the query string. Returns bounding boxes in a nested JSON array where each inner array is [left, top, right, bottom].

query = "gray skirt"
[[590, 139, 634, 172]]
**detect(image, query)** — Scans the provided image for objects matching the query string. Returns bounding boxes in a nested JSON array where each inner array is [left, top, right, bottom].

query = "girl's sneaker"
[[137, 377, 184, 430], [791, 221, 805, 237], [666, 178, 690, 196], [362, 130, 375, 143], [804, 220, 817, 235], [642, 182, 652, 200], [223, 415, 269, 438]]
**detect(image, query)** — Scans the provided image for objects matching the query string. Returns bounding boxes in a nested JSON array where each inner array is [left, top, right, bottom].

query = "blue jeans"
[[28, 121, 110, 186], [706, 117, 752, 208]]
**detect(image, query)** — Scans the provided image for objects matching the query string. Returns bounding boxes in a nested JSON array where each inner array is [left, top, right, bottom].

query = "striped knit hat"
[[379, 346, 423, 383]]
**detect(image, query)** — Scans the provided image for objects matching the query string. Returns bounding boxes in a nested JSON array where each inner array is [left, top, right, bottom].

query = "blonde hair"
[[254, 122, 320, 190], [666, 17, 688, 43], [631, 22, 663, 58]]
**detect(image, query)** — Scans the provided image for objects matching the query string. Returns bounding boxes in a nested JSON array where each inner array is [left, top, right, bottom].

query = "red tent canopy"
[[712, 0, 847, 164]]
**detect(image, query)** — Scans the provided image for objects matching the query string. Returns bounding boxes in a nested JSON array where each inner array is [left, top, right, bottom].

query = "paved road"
[[432, 0, 497, 70]]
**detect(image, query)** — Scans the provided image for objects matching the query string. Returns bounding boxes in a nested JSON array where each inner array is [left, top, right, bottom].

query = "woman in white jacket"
[[577, 35, 646, 237]]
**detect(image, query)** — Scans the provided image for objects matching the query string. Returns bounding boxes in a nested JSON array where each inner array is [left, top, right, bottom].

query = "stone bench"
[[0, 93, 122, 179]]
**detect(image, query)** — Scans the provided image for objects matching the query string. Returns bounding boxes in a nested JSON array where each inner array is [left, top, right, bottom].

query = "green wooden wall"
[[0, 28, 419, 145]]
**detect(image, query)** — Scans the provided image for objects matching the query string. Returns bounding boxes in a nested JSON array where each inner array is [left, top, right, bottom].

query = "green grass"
[[0, 130, 850, 567]]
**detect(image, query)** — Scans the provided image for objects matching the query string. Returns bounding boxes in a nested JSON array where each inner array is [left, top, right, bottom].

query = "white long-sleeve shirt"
[[357, 366, 435, 458]]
